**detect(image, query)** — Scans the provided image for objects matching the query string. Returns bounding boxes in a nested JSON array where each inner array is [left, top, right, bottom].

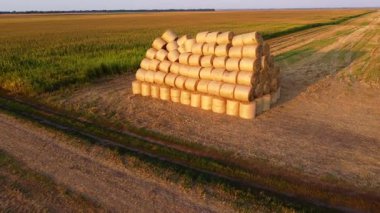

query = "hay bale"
[[242, 32, 263, 45], [220, 83, 235, 99], [180, 90, 191, 105], [254, 83, 264, 98], [178, 46, 186, 53], [152, 37, 167, 50], [263, 82, 271, 95], [158, 60, 171, 73], [211, 68, 225, 81], [217, 32, 234, 44], [140, 58, 151, 70], [262, 42, 270, 57], [222, 71, 238, 84], [170, 88, 181, 103], [262, 94, 271, 112], [156, 49, 168, 61], [153, 71, 167, 84], [177, 35, 190, 46], [242, 45, 262, 58], [261, 56, 270, 71], [149, 59, 161, 71], [184, 39, 196, 52], [166, 41, 179, 51], [199, 67, 213, 80], [159, 85, 171, 101], [234, 85, 253, 102], [208, 81, 223, 96], [215, 44, 231, 57], [226, 58, 241, 72], [170, 62, 181, 74], [146, 48, 157, 60], [189, 54, 202, 66], [196, 31, 209, 43], [200, 55, 214, 68], [151, 84, 160, 99], [190, 93, 201, 108], [206, 32, 220, 43], [185, 78, 199, 91], [212, 97, 226, 114], [162, 30, 178, 42], [168, 50, 180, 62], [187, 66, 201, 79], [141, 82, 151, 97], [239, 102, 256, 119], [201, 95, 213, 111], [135, 68, 147, 82], [226, 100, 239, 116], [239, 58, 261, 72], [229, 46, 243, 58], [237, 71, 256, 86], [232, 35, 244, 46], [132, 80, 141, 95], [179, 65, 190, 77], [175, 75, 187, 89], [144, 70, 155, 83], [192, 43, 204, 55], [164, 73, 178, 87], [196, 79, 210, 93], [179, 52, 191, 65], [213, 56, 227, 68], [203, 43, 216, 55]]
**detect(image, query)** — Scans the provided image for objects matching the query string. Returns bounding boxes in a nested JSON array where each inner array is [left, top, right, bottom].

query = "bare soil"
[[45, 11, 380, 191]]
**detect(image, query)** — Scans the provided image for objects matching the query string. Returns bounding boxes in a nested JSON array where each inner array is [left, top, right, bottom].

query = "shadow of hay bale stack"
[[132, 30, 281, 120]]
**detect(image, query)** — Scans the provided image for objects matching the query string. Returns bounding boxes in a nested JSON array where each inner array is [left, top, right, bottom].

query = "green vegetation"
[[0, 9, 371, 95]]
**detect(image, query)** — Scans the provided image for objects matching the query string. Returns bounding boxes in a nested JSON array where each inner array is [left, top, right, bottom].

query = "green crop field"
[[0, 9, 370, 95]]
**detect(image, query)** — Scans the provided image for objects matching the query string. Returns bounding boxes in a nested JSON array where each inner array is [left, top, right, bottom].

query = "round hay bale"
[[206, 32, 220, 43], [242, 32, 263, 45], [185, 78, 199, 91], [135, 68, 147, 82], [144, 70, 155, 83], [154, 71, 167, 84], [225, 58, 241, 72], [213, 56, 227, 68], [200, 55, 214, 68], [234, 85, 253, 102], [208, 81, 223, 96], [215, 44, 231, 57], [140, 58, 151, 70], [170, 88, 181, 103], [211, 68, 225, 81], [203, 43, 217, 55], [201, 95, 212, 111], [242, 45, 262, 58], [187, 66, 201, 79], [196, 31, 209, 43], [146, 48, 157, 60], [177, 35, 190, 46], [222, 71, 238, 84], [229, 46, 243, 58], [192, 43, 204, 55], [190, 93, 201, 108], [189, 54, 202, 66], [254, 83, 264, 98], [159, 85, 171, 101], [212, 97, 226, 114], [220, 83, 235, 99], [261, 56, 270, 70], [179, 52, 191, 65], [141, 82, 151, 97], [180, 90, 191, 105], [217, 32, 234, 44], [226, 100, 239, 116], [262, 94, 271, 112], [237, 71, 255, 86], [199, 67, 213, 80], [166, 41, 179, 51], [158, 60, 171, 73], [156, 49, 168, 61], [152, 37, 167, 50], [184, 38, 196, 53], [174, 75, 187, 89], [170, 62, 181, 74], [132, 80, 141, 95], [196, 79, 210, 93], [232, 35, 244, 46], [151, 84, 160, 99], [239, 58, 261, 72], [162, 30, 178, 42], [168, 50, 180, 62], [178, 46, 186, 53], [149, 59, 161, 71], [164, 73, 178, 87], [239, 102, 256, 119], [179, 65, 190, 76]]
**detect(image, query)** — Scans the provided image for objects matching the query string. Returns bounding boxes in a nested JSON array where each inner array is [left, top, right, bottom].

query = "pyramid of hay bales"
[[132, 30, 280, 120]]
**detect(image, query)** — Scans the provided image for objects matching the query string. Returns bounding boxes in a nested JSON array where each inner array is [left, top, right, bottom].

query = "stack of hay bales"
[[132, 30, 281, 120]]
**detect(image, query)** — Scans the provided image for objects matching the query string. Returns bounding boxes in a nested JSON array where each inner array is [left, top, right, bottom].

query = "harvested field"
[[44, 11, 380, 191]]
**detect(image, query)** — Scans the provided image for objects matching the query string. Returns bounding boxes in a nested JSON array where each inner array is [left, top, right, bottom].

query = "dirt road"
[[44, 11, 380, 191], [0, 112, 234, 212]]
